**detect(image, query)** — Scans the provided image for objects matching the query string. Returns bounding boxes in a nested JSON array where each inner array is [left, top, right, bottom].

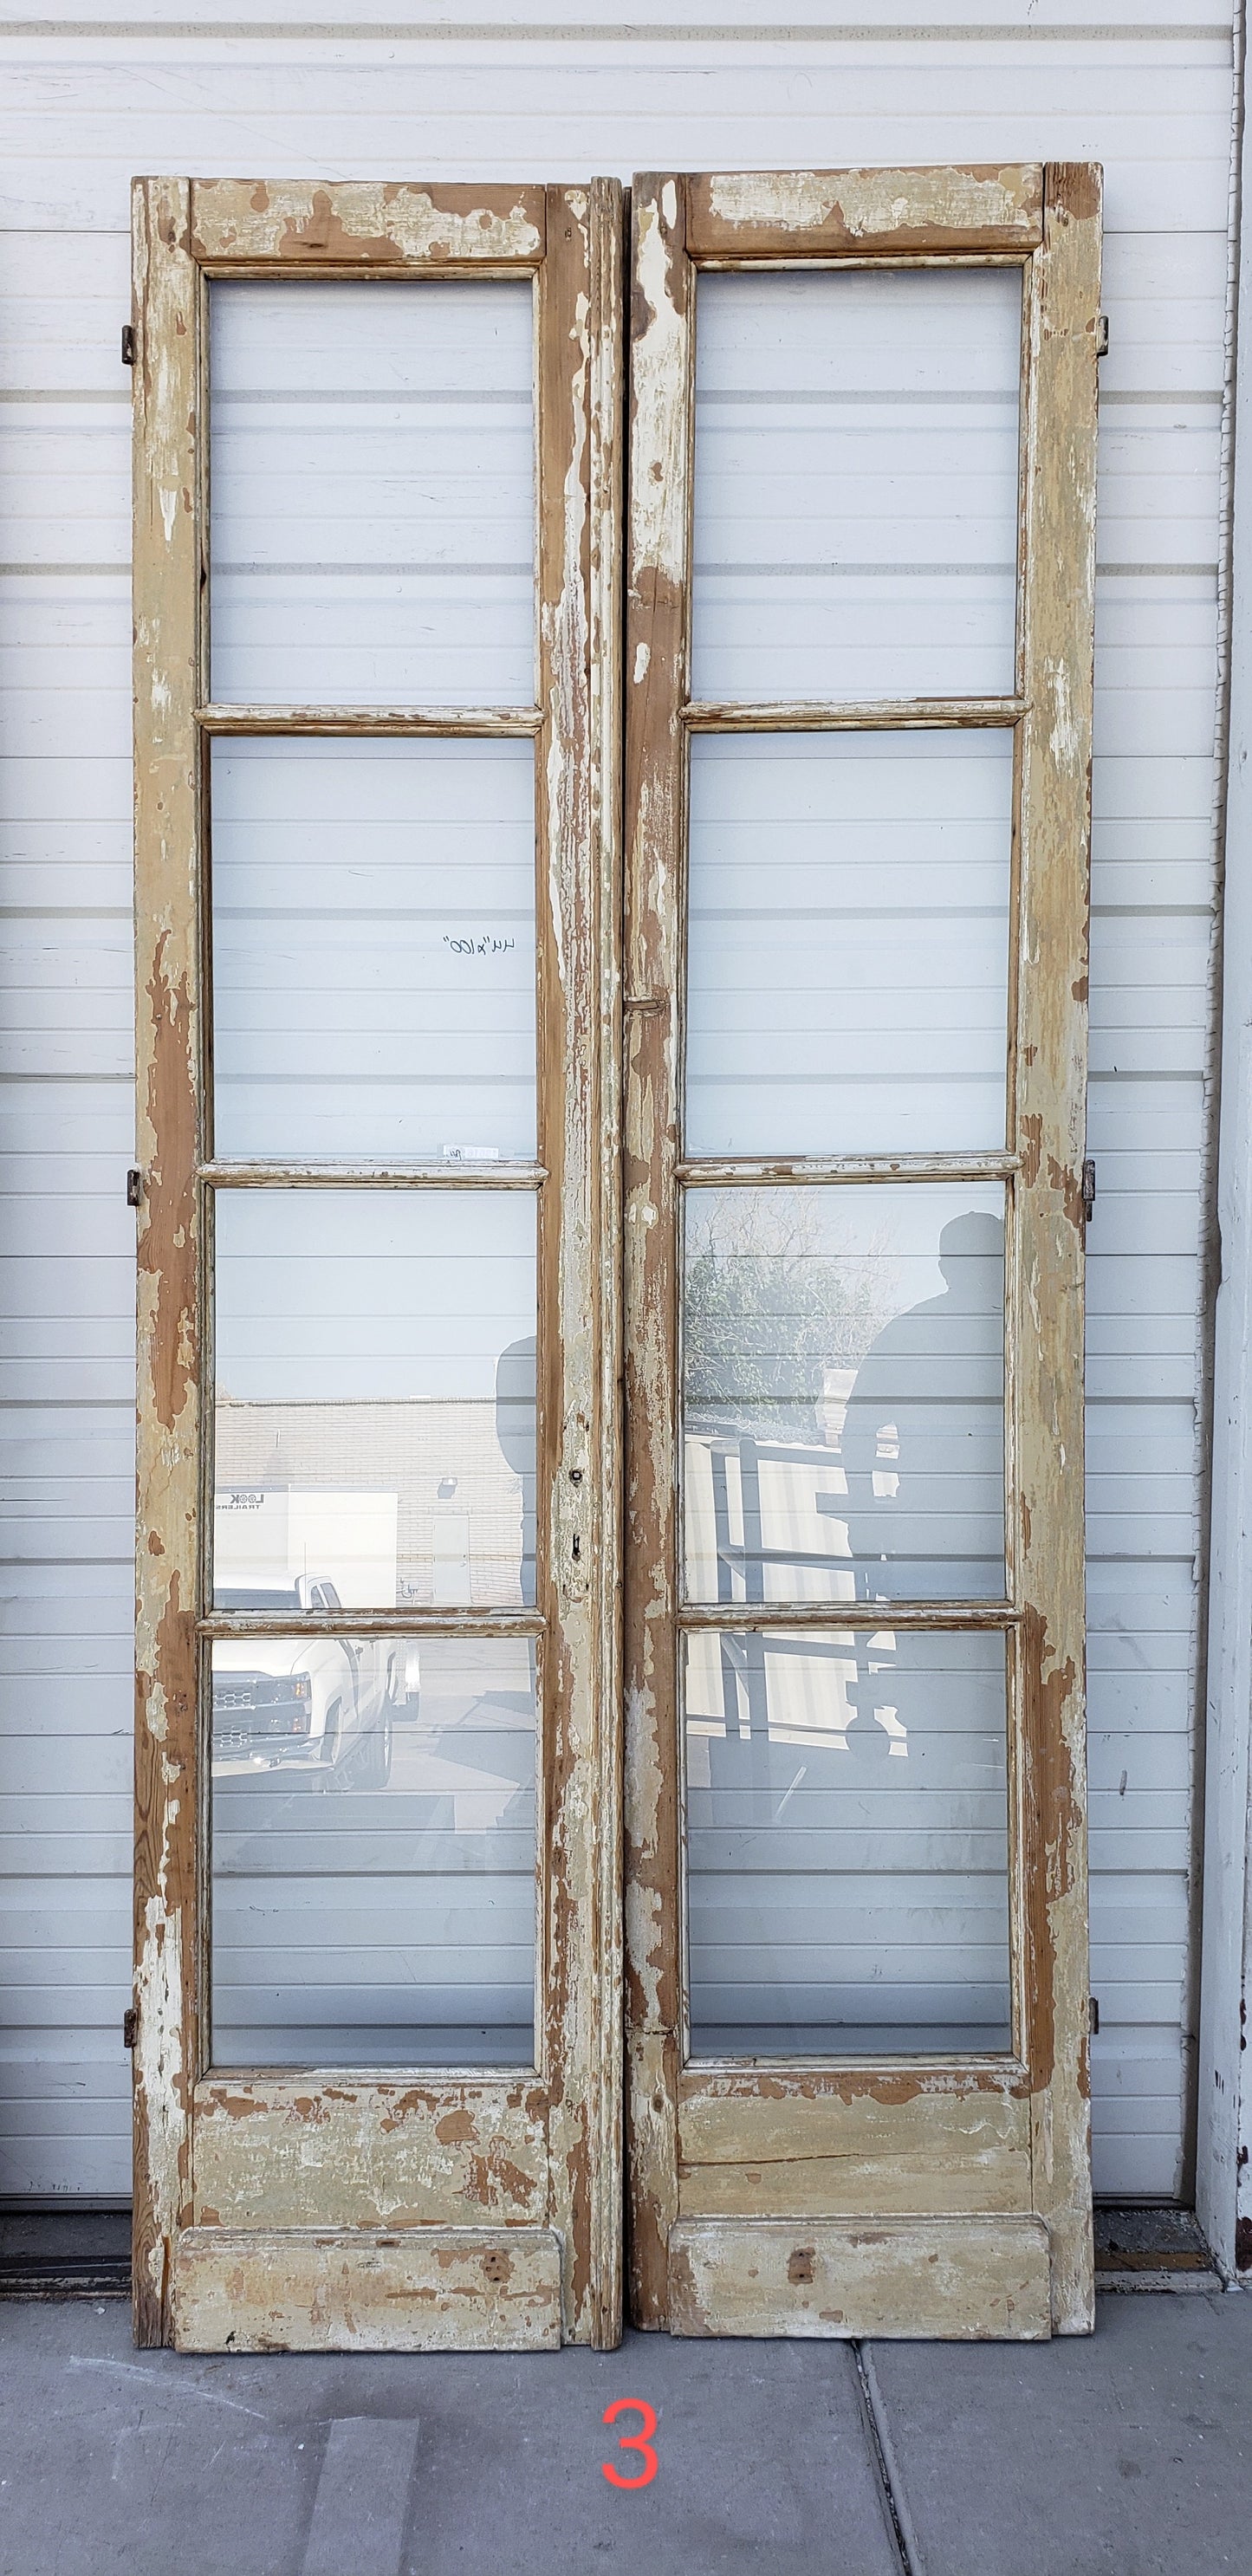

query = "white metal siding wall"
[[0, 1, 1234, 2202]]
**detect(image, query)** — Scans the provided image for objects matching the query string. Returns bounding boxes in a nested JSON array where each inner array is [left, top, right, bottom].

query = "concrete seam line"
[[853, 2342, 922, 2576]]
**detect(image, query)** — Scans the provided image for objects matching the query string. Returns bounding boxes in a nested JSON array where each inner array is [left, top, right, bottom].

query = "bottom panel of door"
[[666, 2216, 1052, 2341], [170, 2226, 562, 2352]]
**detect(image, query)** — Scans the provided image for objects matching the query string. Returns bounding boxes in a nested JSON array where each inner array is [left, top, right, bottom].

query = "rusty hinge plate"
[[1096, 314, 1110, 358], [1089, 1996, 1100, 2036], [126, 1168, 141, 1208], [123, 2005, 139, 2050], [121, 323, 136, 367], [1081, 1157, 1097, 1224]]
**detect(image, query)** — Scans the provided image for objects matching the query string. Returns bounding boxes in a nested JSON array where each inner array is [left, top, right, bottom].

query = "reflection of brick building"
[[214, 1399, 529, 1607]]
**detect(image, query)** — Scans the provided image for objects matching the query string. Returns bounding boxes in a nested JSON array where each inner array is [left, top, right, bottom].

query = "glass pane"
[[684, 1626, 1011, 2056], [683, 1183, 1005, 1603], [685, 732, 1012, 1157], [691, 269, 1021, 701], [211, 1634, 536, 2067], [211, 737, 535, 1164], [210, 281, 535, 705], [212, 1191, 535, 1609]]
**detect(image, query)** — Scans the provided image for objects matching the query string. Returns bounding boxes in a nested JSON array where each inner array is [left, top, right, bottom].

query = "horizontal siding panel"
[[0, 1679, 132, 1739], [0, 110, 1234, 232]]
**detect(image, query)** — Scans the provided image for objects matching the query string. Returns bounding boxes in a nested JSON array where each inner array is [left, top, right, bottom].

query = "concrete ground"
[[0, 2290, 1249, 2576]]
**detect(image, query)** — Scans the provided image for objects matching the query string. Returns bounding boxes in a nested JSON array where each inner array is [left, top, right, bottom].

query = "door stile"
[[586, 175, 628, 2348], [1015, 164, 1102, 2333], [535, 181, 626, 2346], [623, 173, 692, 2329], [132, 175, 204, 2347]]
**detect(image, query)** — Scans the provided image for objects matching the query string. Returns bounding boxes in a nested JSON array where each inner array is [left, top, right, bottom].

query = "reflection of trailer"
[[684, 1433, 904, 1755], [214, 1486, 399, 1609]]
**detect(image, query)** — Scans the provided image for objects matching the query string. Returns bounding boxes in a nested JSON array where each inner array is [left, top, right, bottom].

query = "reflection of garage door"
[[431, 1512, 472, 1606]]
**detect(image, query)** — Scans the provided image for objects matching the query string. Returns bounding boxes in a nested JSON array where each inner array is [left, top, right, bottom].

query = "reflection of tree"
[[684, 1195, 898, 1445]]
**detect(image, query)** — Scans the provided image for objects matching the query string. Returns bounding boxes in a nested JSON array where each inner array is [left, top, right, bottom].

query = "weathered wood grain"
[[679, 2074, 1032, 2218], [677, 1153, 1018, 1185], [189, 179, 546, 269], [677, 1604, 1017, 1632], [667, 2216, 1052, 2340], [683, 698, 1025, 732], [192, 2080, 548, 2228], [687, 165, 1044, 259], [133, 175, 622, 2353], [534, 180, 625, 2350], [196, 704, 543, 736], [623, 173, 691, 2330], [1015, 163, 1102, 2337], [586, 172, 627, 2352], [199, 1160, 547, 1190], [197, 1607, 545, 1639], [171, 2227, 562, 2352], [621, 162, 1100, 2346], [132, 174, 204, 2352]]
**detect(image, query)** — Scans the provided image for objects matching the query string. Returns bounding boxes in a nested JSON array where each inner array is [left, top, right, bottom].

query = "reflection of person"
[[495, 1334, 536, 1612], [839, 1210, 1004, 1751]]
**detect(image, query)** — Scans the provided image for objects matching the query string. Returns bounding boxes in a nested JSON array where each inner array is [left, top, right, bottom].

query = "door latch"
[[561, 1463, 587, 1600]]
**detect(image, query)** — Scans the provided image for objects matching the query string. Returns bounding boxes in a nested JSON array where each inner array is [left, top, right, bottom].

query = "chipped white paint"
[[1047, 658, 1083, 773], [623, 164, 1099, 2344], [667, 2216, 1052, 2340], [132, 174, 624, 2354], [700, 163, 1042, 246], [631, 188, 688, 587], [132, 174, 204, 2346], [193, 2080, 548, 2226], [170, 2227, 563, 2352], [191, 178, 544, 266], [133, 1886, 184, 2283]]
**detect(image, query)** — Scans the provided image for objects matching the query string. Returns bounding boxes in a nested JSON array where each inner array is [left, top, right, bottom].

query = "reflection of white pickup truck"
[[211, 1577, 417, 1788]]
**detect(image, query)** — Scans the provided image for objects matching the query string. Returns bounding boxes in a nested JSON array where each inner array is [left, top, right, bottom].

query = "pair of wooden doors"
[[132, 164, 1100, 2351]]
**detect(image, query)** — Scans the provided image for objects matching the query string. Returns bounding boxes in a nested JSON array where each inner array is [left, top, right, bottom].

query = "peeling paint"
[[631, 187, 688, 587], [135, 173, 622, 2355], [667, 2217, 1052, 2340], [690, 163, 1043, 256], [190, 179, 545, 268], [622, 163, 1098, 2346], [170, 2227, 562, 2353]]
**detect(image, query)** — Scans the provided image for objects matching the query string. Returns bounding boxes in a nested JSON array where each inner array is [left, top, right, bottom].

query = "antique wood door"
[[131, 178, 623, 2351], [623, 165, 1102, 2339], [133, 159, 1100, 2353]]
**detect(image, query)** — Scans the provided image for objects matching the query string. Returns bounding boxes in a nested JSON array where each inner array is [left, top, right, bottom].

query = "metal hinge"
[[1089, 1996, 1100, 2036], [1096, 314, 1110, 358], [123, 2005, 139, 2050], [121, 323, 136, 367], [126, 1168, 141, 1209], [1081, 1158, 1097, 1226]]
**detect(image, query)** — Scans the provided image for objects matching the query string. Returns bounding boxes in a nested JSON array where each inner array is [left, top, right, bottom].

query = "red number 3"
[[600, 2398, 659, 2488]]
